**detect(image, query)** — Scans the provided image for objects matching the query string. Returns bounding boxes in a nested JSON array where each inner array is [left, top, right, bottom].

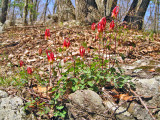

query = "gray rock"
[[0, 23, 4, 33], [128, 102, 152, 120], [0, 96, 26, 120], [0, 91, 34, 120], [63, 20, 80, 27], [0, 90, 8, 98], [66, 89, 108, 120], [132, 76, 160, 107], [103, 100, 135, 120], [126, 76, 160, 119]]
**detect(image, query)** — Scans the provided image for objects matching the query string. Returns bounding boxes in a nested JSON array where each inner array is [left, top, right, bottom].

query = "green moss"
[[135, 66, 153, 71], [149, 60, 157, 65], [155, 67, 160, 72]]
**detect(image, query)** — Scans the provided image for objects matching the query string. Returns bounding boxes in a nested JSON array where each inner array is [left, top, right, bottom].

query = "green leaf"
[[87, 81, 94, 87], [72, 85, 79, 91], [54, 93, 60, 100], [56, 105, 64, 110], [104, 60, 109, 64], [60, 110, 67, 118], [58, 47, 62, 52], [68, 67, 74, 72], [82, 42, 87, 48], [39, 102, 45, 106], [44, 107, 50, 114], [58, 76, 67, 85]]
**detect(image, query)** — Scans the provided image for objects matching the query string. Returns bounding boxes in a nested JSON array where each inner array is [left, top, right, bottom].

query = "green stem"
[[49, 63, 52, 87], [74, 59, 76, 77]]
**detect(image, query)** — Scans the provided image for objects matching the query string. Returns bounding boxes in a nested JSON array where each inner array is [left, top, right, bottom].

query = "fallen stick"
[[130, 89, 156, 120]]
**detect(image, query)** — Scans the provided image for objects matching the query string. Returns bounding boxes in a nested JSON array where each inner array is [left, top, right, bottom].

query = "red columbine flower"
[[111, 6, 119, 18], [91, 23, 96, 30], [27, 67, 32, 74], [100, 17, 106, 30], [79, 46, 85, 57], [19, 60, 24, 67], [124, 25, 127, 29], [46, 50, 55, 64], [45, 29, 50, 40], [109, 20, 115, 31], [97, 22, 103, 33], [63, 38, 70, 48]]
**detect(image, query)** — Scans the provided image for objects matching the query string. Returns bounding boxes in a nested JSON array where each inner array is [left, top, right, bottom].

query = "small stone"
[[0, 90, 8, 98]]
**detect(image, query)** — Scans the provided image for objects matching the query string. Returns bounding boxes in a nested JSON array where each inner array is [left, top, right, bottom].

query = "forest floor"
[[0, 23, 160, 119], [0, 24, 160, 74]]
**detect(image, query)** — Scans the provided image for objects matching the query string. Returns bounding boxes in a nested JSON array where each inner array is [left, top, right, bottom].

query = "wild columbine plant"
[[79, 46, 85, 57], [27, 67, 32, 74], [19, 60, 24, 67], [46, 50, 55, 64], [63, 38, 70, 48], [101, 17, 107, 31], [46, 50, 55, 86], [45, 29, 51, 40], [109, 20, 115, 31], [97, 22, 103, 33], [91, 23, 96, 31], [96, 17, 107, 63], [111, 6, 119, 57], [111, 6, 119, 19]]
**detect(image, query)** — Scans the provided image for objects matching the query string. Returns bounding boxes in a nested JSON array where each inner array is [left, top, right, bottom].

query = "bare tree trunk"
[[154, 0, 158, 32], [123, 0, 150, 30], [75, 0, 88, 22], [7, 0, 11, 19], [75, 0, 102, 23], [56, 0, 75, 22], [53, 0, 57, 14], [43, 0, 49, 23], [123, 0, 138, 22], [33, 0, 38, 21], [95, 0, 105, 16], [10, 4, 15, 26], [157, 1, 159, 31], [105, 0, 113, 16], [95, 0, 117, 17], [29, 0, 33, 25], [135, 0, 150, 29], [23, 0, 28, 25], [0, 0, 8, 24]]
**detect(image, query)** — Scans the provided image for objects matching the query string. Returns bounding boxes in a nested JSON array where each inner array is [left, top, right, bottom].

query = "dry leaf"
[[119, 94, 133, 101], [39, 48, 42, 55], [148, 68, 155, 72]]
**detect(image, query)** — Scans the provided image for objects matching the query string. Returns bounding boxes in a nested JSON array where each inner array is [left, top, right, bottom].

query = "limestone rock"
[[0, 90, 8, 98], [0, 22, 4, 33], [103, 100, 135, 120], [132, 76, 160, 108], [66, 89, 107, 120], [0, 90, 35, 120]]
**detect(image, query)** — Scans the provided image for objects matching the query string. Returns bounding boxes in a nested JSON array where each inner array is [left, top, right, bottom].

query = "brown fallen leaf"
[[148, 68, 155, 72], [33, 86, 52, 93], [119, 94, 133, 101], [39, 48, 42, 55]]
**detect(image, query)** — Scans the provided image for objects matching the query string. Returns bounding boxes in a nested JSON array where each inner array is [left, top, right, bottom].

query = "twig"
[[111, 96, 136, 118], [130, 89, 156, 120]]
